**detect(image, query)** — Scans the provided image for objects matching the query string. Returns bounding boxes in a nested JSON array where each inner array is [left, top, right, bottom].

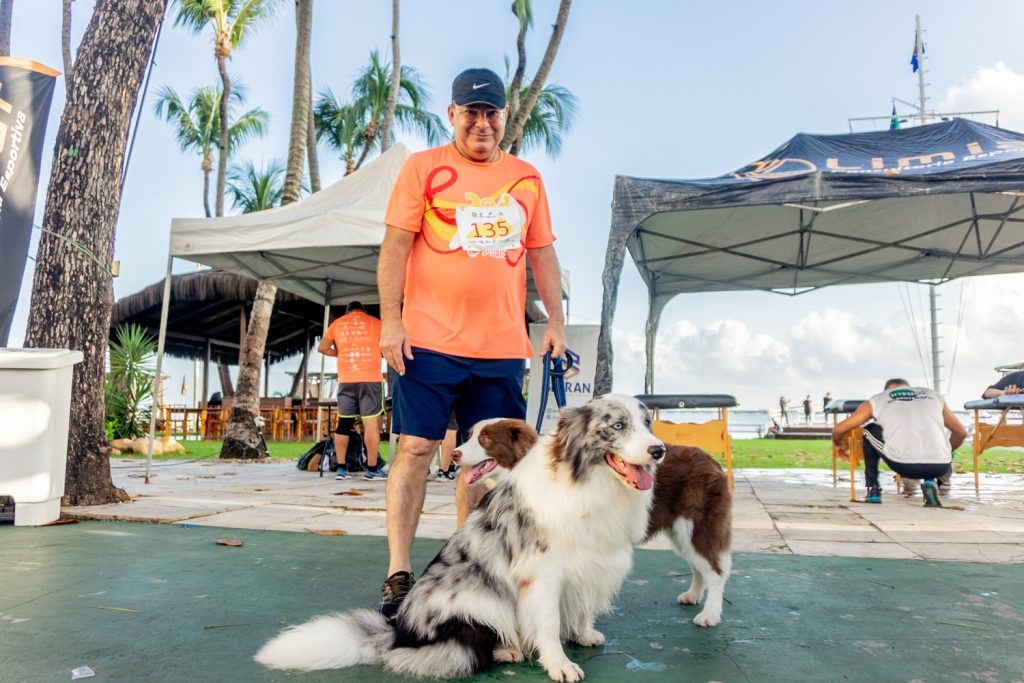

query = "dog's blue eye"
[[612, 421, 623, 430]]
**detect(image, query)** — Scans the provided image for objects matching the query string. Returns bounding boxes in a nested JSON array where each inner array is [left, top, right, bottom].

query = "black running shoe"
[[921, 480, 942, 508], [380, 571, 414, 621], [865, 486, 882, 504]]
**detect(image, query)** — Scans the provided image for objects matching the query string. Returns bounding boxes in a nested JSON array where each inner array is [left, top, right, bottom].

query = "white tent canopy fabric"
[[170, 144, 409, 306]]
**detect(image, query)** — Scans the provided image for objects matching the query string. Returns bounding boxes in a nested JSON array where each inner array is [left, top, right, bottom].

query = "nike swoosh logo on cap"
[[472, 82, 489, 89]]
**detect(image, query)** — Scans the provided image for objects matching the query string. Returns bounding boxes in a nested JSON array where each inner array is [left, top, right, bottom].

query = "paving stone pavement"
[[64, 458, 1024, 562]]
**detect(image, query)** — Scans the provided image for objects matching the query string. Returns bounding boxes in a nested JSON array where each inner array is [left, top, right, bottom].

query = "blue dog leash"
[[535, 349, 577, 432]]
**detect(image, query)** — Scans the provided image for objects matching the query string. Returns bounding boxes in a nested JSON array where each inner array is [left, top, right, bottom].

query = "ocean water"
[[659, 408, 985, 440]]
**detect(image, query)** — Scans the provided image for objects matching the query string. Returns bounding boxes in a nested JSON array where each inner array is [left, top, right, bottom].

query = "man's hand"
[[834, 440, 850, 462], [537, 318, 567, 361], [1005, 384, 1022, 395], [380, 318, 413, 375]]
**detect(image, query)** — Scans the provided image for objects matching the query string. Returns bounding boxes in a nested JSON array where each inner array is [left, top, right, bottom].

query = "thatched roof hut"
[[110, 270, 372, 365]]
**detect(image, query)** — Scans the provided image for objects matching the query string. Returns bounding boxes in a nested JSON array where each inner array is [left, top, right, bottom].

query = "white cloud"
[[939, 62, 1024, 130]]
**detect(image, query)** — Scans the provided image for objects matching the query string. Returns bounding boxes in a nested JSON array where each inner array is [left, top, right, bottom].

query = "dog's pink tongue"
[[627, 463, 654, 491], [463, 459, 497, 485]]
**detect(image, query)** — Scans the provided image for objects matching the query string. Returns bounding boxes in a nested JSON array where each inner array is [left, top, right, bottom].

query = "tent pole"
[[302, 326, 310, 406], [145, 256, 174, 484], [644, 288, 669, 395], [315, 280, 331, 441], [202, 340, 210, 409]]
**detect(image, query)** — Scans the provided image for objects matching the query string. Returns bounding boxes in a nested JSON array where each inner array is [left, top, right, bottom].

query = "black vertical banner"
[[0, 58, 58, 347]]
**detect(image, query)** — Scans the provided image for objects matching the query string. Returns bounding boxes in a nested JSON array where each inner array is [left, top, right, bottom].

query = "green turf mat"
[[2, 521, 1023, 681]]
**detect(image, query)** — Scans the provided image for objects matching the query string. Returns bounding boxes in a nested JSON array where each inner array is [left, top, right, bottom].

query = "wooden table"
[[964, 395, 1024, 494]]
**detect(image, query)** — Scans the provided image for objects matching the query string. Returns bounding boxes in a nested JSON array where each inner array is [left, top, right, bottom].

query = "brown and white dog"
[[455, 417, 732, 627]]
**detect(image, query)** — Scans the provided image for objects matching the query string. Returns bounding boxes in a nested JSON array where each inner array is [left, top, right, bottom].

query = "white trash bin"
[[0, 348, 83, 526]]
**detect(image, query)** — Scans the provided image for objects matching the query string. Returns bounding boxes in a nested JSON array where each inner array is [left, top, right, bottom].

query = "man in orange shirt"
[[317, 301, 386, 480], [376, 67, 567, 619]]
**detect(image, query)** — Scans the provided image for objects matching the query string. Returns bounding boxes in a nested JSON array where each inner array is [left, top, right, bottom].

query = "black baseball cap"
[[451, 68, 506, 109]]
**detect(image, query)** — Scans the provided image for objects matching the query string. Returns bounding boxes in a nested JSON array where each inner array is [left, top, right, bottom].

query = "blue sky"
[[11, 0, 1024, 412]]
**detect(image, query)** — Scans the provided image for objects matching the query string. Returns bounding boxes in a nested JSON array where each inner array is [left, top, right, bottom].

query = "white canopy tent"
[[144, 144, 569, 478]]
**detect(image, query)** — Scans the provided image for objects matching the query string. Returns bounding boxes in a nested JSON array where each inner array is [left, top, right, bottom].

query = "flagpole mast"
[[916, 14, 927, 123], [915, 13, 943, 394]]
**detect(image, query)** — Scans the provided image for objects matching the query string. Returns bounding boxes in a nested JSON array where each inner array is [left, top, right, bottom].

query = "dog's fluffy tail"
[[254, 609, 392, 671]]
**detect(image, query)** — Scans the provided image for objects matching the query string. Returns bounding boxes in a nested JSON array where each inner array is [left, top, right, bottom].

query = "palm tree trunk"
[[0, 0, 12, 56], [508, 1, 529, 122], [220, 282, 275, 458], [501, 0, 571, 152], [221, 0, 313, 458], [281, 0, 311, 204], [379, 0, 400, 153], [61, 0, 74, 88], [202, 166, 212, 217], [215, 52, 230, 216], [24, 0, 166, 505], [306, 76, 321, 192]]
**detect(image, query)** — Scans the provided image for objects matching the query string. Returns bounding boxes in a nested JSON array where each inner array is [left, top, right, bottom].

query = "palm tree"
[[172, 0, 282, 217], [349, 49, 447, 168], [508, 82, 578, 158], [226, 158, 285, 213], [501, 0, 572, 152], [313, 90, 364, 175], [25, 0, 165, 505], [314, 51, 447, 173], [154, 83, 269, 216]]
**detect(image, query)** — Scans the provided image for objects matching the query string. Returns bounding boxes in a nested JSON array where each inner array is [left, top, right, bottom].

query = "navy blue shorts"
[[394, 347, 526, 441]]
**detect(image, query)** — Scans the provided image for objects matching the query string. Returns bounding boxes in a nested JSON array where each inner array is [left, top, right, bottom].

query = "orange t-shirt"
[[384, 144, 555, 359], [325, 311, 383, 383]]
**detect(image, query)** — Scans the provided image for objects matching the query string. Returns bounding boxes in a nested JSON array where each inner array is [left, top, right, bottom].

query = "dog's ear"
[[552, 405, 593, 481], [505, 419, 539, 461]]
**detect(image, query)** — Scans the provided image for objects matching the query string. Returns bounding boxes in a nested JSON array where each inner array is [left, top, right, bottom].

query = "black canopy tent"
[[597, 119, 1024, 394]]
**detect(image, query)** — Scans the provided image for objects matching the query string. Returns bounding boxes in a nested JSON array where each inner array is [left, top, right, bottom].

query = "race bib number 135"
[[455, 205, 523, 253]]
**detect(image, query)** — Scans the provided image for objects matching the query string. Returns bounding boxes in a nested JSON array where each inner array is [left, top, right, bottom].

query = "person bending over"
[[832, 378, 966, 506]]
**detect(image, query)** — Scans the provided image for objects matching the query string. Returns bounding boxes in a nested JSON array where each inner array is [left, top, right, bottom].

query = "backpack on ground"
[[297, 437, 338, 474]]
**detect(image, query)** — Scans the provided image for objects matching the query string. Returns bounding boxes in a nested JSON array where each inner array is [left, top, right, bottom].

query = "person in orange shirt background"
[[376, 67, 567, 620], [318, 301, 387, 481]]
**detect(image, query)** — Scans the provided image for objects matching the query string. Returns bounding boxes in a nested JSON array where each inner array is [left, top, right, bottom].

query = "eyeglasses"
[[454, 105, 505, 123]]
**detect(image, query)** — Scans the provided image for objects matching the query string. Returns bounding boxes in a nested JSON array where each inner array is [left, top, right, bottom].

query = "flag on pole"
[[911, 39, 924, 73], [890, 104, 900, 130]]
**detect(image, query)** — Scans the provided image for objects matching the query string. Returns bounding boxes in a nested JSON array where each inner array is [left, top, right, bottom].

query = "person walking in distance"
[[318, 301, 387, 480], [375, 67, 567, 620]]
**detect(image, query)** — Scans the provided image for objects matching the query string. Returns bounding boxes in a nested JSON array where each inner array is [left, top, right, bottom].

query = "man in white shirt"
[[832, 378, 966, 507]]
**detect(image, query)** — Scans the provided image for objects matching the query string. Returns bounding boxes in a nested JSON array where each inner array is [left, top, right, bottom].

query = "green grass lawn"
[[110, 437, 1024, 474]]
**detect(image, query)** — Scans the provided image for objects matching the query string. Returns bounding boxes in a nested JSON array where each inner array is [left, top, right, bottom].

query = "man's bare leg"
[[386, 434, 439, 575], [362, 415, 381, 468], [332, 433, 349, 464]]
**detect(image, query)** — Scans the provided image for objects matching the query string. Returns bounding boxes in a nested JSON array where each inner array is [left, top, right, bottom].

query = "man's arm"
[[942, 403, 968, 451], [831, 401, 873, 457], [316, 333, 337, 357], [378, 226, 416, 375], [526, 245, 567, 359]]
